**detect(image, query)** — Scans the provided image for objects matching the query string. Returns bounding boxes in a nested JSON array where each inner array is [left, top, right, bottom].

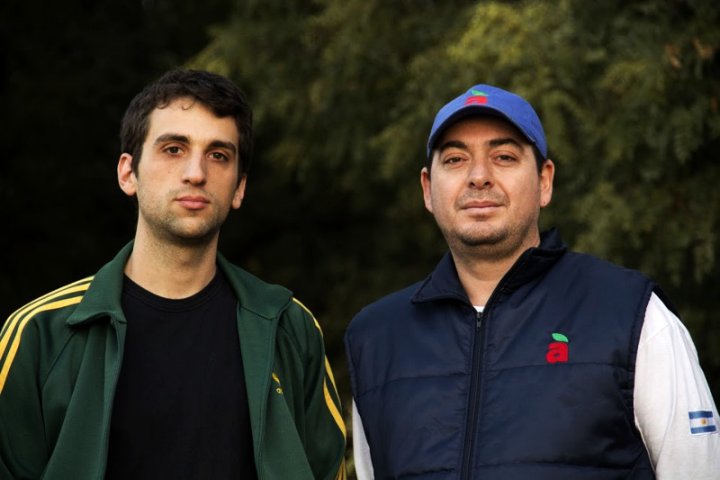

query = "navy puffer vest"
[[346, 230, 656, 479]]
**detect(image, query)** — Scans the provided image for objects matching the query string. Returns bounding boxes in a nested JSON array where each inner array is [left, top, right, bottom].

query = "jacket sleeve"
[[634, 293, 720, 479], [290, 299, 347, 480], [0, 312, 49, 479]]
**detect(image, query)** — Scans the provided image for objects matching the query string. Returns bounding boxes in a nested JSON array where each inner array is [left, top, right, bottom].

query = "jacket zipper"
[[458, 249, 528, 479], [460, 307, 485, 479]]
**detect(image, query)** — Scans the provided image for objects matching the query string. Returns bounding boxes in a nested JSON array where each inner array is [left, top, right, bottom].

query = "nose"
[[467, 158, 493, 189], [182, 152, 207, 185]]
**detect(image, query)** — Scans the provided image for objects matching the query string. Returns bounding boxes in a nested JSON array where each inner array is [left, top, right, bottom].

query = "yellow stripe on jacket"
[[291, 298, 346, 440], [0, 278, 92, 393]]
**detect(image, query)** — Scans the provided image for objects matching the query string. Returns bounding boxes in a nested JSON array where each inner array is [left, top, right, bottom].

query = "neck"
[[124, 229, 220, 299], [451, 233, 541, 307], [451, 254, 514, 307]]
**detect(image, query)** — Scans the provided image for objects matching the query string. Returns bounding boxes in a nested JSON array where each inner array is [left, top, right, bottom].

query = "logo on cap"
[[464, 89, 488, 105]]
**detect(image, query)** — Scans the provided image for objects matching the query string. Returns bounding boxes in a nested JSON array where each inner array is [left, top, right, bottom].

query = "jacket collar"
[[66, 242, 132, 326], [67, 241, 293, 326], [411, 229, 567, 304], [216, 254, 292, 320]]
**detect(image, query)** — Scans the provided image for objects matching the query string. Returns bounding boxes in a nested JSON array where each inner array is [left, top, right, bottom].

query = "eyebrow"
[[208, 140, 237, 155], [154, 134, 237, 154], [154, 133, 189, 146], [437, 137, 524, 153], [488, 137, 524, 149], [437, 140, 469, 153]]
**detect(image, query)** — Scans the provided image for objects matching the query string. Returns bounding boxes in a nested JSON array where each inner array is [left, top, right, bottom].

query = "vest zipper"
[[454, 247, 533, 478], [460, 308, 484, 479]]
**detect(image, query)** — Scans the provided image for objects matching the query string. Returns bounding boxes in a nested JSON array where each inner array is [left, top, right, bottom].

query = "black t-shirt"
[[105, 271, 257, 479]]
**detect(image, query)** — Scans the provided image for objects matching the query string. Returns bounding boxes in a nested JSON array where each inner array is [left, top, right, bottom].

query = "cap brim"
[[427, 105, 534, 159]]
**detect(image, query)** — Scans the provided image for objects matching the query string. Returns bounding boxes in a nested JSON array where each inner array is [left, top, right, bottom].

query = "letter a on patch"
[[546, 332, 569, 363], [688, 410, 717, 435]]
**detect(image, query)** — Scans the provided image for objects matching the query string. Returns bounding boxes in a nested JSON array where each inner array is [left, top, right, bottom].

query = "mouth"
[[460, 199, 503, 212], [176, 195, 210, 210], [462, 200, 500, 209], [458, 197, 505, 218]]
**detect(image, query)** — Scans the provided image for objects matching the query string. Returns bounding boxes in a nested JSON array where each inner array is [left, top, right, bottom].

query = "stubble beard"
[[443, 216, 538, 262], [139, 203, 228, 249], [134, 180, 237, 247], [446, 227, 515, 261], [162, 212, 226, 247]]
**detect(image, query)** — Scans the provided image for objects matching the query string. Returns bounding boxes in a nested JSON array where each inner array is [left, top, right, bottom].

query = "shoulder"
[[220, 260, 291, 298], [346, 281, 423, 338], [555, 251, 656, 308], [273, 298, 329, 362], [555, 252, 658, 333], [0, 276, 94, 385], [2, 276, 94, 337], [561, 251, 652, 283], [640, 293, 692, 349], [217, 257, 323, 340], [217, 257, 293, 318], [283, 297, 323, 334]]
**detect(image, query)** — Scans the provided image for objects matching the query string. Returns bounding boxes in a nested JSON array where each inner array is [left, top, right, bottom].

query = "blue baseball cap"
[[426, 84, 547, 160]]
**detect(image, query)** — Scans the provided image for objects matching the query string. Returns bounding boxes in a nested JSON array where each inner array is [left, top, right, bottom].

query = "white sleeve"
[[352, 400, 375, 480], [634, 293, 720, 479]]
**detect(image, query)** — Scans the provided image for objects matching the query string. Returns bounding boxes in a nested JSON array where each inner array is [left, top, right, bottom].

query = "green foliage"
[[193, 0, 720, 418]]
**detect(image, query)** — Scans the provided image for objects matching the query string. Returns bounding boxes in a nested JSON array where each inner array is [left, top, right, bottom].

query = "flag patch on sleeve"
[[688, 411, 717, 435]]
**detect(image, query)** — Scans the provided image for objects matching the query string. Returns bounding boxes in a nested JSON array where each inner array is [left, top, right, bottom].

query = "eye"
[[442, 155, 464, 165], [494, 154, 517, 163], [210, 151, 230, 162], [163, 145, 183, 155]]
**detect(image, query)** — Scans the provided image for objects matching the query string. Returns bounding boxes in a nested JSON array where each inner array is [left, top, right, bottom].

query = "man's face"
[[118, 97, 246, 246], [421, 116, 554, 259]]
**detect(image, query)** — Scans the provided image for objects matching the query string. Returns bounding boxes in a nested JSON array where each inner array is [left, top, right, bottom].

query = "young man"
[[345, 85, 719, 479], [0, 69, 346, 479]]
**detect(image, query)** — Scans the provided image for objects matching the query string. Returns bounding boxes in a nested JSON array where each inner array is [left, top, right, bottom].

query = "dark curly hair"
[[120, 68, 253, 178]]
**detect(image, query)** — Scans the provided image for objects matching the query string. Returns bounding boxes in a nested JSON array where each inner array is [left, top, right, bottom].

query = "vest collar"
[[411, 229, 567, 304]]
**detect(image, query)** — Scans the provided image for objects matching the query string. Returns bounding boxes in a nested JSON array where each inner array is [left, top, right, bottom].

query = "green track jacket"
[[0, 243, 346, 480]]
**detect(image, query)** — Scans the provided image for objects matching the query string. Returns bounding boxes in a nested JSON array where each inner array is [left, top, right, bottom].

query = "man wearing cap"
[[345, 85, 719, 479]]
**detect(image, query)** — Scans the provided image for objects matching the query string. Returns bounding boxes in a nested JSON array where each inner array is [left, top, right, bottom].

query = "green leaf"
[[552, 333, 569, 343]]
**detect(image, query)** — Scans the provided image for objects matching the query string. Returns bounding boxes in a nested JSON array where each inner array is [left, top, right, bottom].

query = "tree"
[[193, 0, 720, 431]]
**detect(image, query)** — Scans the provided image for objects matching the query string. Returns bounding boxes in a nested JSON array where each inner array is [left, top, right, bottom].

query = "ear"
[[539, 159, 555, 208], [118, 153, 137, 197], [231, 174, 248, 209], [420, 167, 433, 213]]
